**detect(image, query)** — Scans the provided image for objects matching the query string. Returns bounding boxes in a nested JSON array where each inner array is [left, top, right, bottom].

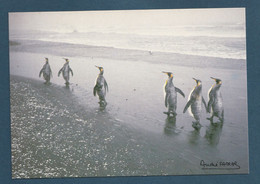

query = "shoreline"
[[9, 39, 246, 70]]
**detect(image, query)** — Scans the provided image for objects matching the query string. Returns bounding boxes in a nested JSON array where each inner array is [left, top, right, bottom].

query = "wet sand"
[[10, 39, 248, 178], [10, 75, 203, 178]]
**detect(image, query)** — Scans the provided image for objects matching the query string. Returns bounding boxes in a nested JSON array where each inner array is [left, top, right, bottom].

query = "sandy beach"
[[10, 38, 248, 178]]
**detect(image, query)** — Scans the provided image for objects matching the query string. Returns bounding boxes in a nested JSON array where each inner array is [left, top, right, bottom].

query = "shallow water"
[[10, 51, 248, 178], [10, 26, 246, 59]]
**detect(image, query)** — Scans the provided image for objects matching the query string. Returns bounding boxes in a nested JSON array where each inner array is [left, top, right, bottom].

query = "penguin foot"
[[218, 117, 224, 123], [207, 117, 213, 121], [163, 111, 176, 117], [170, 111, 177, 116], [99, 101, 107, 107], [163, 112, 170, 115], [211, 121, 219, 126], [192, 121, 202, 130], [215, 119, 224, 125]]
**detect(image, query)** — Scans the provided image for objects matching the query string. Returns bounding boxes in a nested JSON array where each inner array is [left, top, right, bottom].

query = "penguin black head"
[[95, 65, 104, 74], [211, 77, 222, 85], [193, 78, 202, 86], [162, 71, 173, 78], [63, 58, 69, 63], [45, 57, 49, 63]]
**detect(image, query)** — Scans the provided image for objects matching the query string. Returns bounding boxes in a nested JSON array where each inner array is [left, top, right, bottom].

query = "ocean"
[[9, 24, 246, 59]]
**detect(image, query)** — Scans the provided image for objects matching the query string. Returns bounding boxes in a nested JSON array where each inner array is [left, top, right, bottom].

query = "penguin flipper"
[[202, 96, 208, 112], [165, 93, 170, 107], [175, 87, 185, 98], [183, 99, 194, 113], [39, 69, 43, 77], [104, 79, 109, 92], [93, 85, 97, 96], [58, 68, 63, 77], [207, 96, 213, 113], [69, 68, 73, 76]]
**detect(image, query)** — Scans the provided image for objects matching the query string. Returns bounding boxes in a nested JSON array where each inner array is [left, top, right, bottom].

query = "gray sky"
[[9, 8, 245, 32]]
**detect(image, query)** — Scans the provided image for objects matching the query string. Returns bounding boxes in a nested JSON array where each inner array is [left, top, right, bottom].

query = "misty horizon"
[[9, 8, 245, 35]]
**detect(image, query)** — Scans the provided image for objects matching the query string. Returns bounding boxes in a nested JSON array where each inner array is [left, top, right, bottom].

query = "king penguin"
[[183, 78, 207, 129], [58, 58, 73, 86], [39, 57, 52, 84], [93, 65, 109, 107], [207, 77, 224, 123], [162, 71, 185, 117]]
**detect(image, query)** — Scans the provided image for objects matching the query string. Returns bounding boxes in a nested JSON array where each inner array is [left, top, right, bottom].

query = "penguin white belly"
[[188, 89, 194, 118], [163, 82, 167, 103], [43, 73, 49, 80], [191, 98, 202, 120], [208, 86, 213, 115], [96, 77, 106, 98], [97, 88, 105, 98], [168, 89, 177, 108], [163, 82, 169, 107], [63, 65, 69, 80], [45, 66, 51, 75], [213, 94, 223, 113]]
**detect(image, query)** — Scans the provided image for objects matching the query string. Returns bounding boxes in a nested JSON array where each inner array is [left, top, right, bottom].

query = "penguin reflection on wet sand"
[[207, 77, 224, 123], [58, 58, 73, 86], [183, 78, 207, 130], [39, 57, 52, 84], [164, 116, 177, 136], [162, 72, 185, 117], [205, 122, 223, 146], [93, 66, 109, 108]]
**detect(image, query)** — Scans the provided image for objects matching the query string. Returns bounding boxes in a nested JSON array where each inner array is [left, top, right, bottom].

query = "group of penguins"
[[39, 57, 108, 107], [39, 57, 224, 130], [163, 71, 224, 129]]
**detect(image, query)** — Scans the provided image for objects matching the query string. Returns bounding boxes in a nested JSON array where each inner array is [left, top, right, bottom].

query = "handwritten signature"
[[200, 160, 240, 170]]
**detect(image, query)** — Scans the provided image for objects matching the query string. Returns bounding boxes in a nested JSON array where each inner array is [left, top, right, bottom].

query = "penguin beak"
[[210, 77, 217, 81], [192, 78, 198, 82], [162, 71, 173, 78], [193, 78, 201, 85], [211, 77, 222, 84], [95, 65, 103, 71], [63, 58, 69, 62]]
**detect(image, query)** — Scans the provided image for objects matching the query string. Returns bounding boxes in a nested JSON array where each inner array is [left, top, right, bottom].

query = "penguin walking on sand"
[[58, 58, 73, 86], [93, 66, 109, 108], [207, 77, 224, 123], [183, 78, 207, 129], [162, 71, 185, 117], [39, 57, 52, 84]]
